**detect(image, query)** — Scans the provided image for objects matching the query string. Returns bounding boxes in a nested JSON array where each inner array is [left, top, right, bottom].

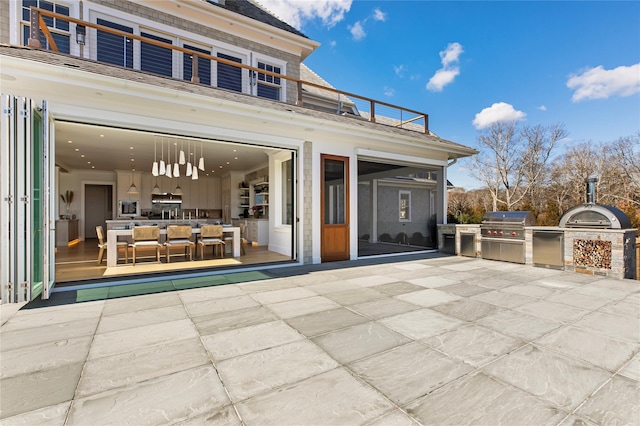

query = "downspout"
[[447, 158, 457, 167]]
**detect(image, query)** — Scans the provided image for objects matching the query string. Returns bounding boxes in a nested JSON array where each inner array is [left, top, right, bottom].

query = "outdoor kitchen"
[[438, 177, 638, 280]]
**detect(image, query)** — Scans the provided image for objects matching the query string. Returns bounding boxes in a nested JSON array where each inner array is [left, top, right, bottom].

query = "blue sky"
[[258, 0, 640, 189]]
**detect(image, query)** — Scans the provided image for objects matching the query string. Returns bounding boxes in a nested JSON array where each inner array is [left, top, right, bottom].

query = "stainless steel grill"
[[480, 211, 534, 264]]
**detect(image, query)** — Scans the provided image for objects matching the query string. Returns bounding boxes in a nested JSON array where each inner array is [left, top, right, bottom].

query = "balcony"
[[25, 7, 429, 134]]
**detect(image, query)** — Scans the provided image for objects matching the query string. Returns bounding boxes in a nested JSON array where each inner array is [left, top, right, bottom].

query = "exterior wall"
[[376, 184, 433, 245], [0, 0, 9, 44], [303, 141, 313, 264], [87, 0, 301, 103]]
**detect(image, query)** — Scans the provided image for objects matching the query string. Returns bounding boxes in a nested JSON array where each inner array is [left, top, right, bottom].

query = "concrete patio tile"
[[1, 336, 92, 379], [266, 295, 340, 319], [441, 262, 486, 271], [438, 282, 492, 297], [0, 317, 99, 352], [285, 307, 369, 337], [380, 308, 464, 340], [76, 338, 209, 398], [346, 275, 399, 287], [96, 304, 188, 334], [367, 409, 420, 425], [471, 289, 536, 308], [174, 405, 242, 425], [531, 278, 580, 290], [431, 298, 504, 322], [249, 287, 318, 305], [236, 278, 298, 293], [392, 263, 433, 271], [472, 276, 520, 289], [217, 340, 338, 402], [483, 344, 610, 410], [619, 352, 640, 381], [573, 311, 639, 342], [67, 365, 229, 426], [423, 324, 523, 367], [285, 272, 341, 286], [324, 287, 387, 305], [178, 284, 246, 303], [191, 306, 277, 336], [568, 285, 629, 301], [0, 302, 26, 326], [405, 372, 567, 426], [0, 362, 83, 419], [515, 300, 590, 323], [536, 326, 638, 372], [102, 291, 181, 316], [395, 288, 462, 308], [600, 299, 640, 318], [184, 294, 260, 318], [623, 292, 640, 304], [371, 281, 426, 296], [0, 402, 70, 426], [407, 276, 460, 288], [589, 278, 640, 292], [201, 320, 303, 361], [304, 280, 360, 295], [502, 283, 562, 299], [1, 301, 104, 332], [576, 375, 640, 426], [349, 341, 473, 405], [235, 367, 394, 425], [312, 322, 411, 364], [547, 291, 611, 310], [558, 414, 598, 426], [88, 318, 199, 360], [477, 310, 561, 341], [350, 298, 421, 320]]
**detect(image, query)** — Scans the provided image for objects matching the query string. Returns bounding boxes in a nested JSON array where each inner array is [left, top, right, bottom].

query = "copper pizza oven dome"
[[559, 176, 632, 229]]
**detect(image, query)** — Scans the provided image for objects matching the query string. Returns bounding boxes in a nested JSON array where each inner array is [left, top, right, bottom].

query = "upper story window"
[[21, 0, 70, 54], [183, 44, 212, 86], [140, 31, 173, 77], [217, 52, 243, 93], [96, 18, 133, 68], [255, 61, 282, 101]]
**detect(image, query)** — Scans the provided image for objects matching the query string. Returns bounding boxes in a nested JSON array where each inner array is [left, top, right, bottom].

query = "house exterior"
[[0, 0, 477, 304]]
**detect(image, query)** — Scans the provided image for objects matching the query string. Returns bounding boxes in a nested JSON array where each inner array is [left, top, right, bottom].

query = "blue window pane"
[[22, 0, 38, 21], [52, 32, 70, 53], [55, 4, 69, 31], [141, 32, 173, 77], [258, 84, 280, 101], [183, 45, 211, 86], [97, 18, 134, 68], [217, 53, 242, 92]]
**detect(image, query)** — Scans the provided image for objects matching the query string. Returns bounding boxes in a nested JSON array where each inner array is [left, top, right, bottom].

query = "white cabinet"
[[246, 218, 269, 245], [250, 180, 269, 218]]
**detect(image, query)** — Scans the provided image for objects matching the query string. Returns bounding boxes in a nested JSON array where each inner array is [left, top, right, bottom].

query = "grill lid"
[[482, 211, 535, 226], [559, 204, 632, 229]]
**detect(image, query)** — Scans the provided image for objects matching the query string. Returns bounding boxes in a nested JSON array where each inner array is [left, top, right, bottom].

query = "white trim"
[[356, 148, 449, 167]]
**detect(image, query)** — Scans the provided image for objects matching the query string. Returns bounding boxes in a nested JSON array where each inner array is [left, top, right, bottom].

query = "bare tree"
[[470, 121, 567, 211]]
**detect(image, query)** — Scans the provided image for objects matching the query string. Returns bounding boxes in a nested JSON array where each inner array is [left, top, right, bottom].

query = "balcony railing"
[[26, 7, 429, 133]]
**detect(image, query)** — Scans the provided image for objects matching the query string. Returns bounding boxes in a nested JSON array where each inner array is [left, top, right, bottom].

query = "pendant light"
[[192, 164, 199, 180], [151, 137, 159, 176], [186, 140, 193, 177], [127, 164, 139, 195], [159, 137, 166, 176], [152, 176, 161, 194], [198, 141, 205, 171], [173, 141, 180, 177], [165, 138, 172, 178], [179, 140, 186, 165], [174, 177, 184, 195]]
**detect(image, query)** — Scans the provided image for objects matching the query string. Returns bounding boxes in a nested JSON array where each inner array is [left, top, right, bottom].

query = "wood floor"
[[55, 239, 292, 283]]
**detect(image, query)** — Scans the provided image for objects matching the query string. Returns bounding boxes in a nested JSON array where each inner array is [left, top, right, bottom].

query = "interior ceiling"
[[55, 121, 275, 175]]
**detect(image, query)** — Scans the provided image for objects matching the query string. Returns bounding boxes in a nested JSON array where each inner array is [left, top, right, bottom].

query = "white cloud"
[[427, 68, 460, 92], [472, 102, 526, 129], [384, 86, 395, 97], [257, 0, 352, 29], [427, 42, 464, 92], [393, 64, 405, 77], [567, 63, 640, 102], [329, 40, 337, 48], [373, 8, 386, 21], [537, 105, 547, 111], [349, 21, 366, 41]]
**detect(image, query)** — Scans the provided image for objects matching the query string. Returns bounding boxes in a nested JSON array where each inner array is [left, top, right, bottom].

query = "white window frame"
[[399, 190, 411, 222], [251, 54, 287, 102], [14, 0, 77, 54]]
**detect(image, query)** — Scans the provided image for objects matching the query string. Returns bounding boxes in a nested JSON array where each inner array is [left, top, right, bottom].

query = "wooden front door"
[[321, 154, 350, 262]]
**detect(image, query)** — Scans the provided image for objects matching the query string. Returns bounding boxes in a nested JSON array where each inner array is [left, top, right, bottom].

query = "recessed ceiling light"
[[99, 134, 104, 137], [219, 165, 222, 168], [92, 166, 95, 169], [67, 140, 72, 143], [226, 161, 230, 165], [87, 161, 91, 164], [233, 149, 237, 152], [81, 154, 85, 158], [234, 157, 238, 160], [131, 158, 134, 161], [75, 148, 79, 152], [130, 146, 134, 150]]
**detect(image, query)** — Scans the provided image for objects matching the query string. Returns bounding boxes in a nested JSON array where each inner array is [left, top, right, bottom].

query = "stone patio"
[[1, 255, 638, 425]]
